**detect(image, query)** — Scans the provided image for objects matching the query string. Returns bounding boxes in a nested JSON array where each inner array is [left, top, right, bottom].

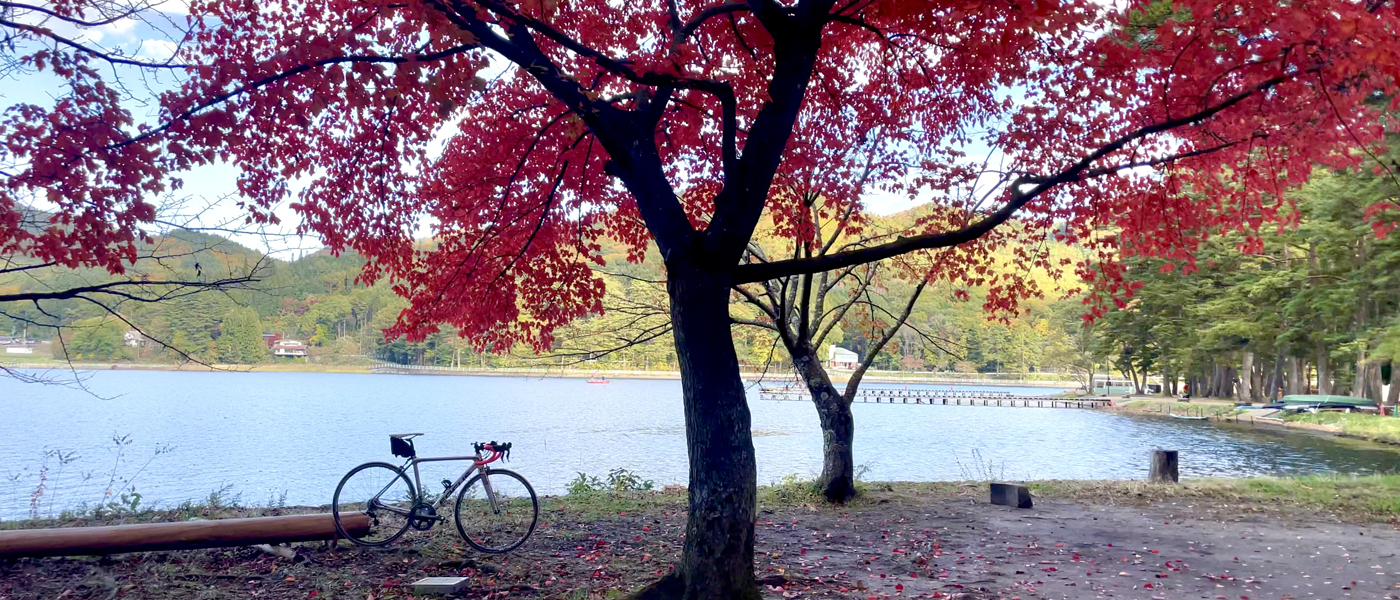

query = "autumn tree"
[[735, 196, 962, 503], [5, 0, 1400, 597]]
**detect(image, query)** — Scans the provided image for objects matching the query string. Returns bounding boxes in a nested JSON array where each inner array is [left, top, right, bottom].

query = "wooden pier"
[[757, 386, 1109, 409]]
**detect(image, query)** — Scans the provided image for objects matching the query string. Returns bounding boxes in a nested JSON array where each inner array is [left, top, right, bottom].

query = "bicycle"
[[332, 434, 538, 552]]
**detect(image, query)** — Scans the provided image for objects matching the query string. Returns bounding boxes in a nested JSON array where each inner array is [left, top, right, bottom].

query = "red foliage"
[[2, 0, 1398, 344]]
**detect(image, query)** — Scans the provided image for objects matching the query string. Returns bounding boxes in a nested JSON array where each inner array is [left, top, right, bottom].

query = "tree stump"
[[989, 482, 1033, 508], [1149, 450, 1179, 483]]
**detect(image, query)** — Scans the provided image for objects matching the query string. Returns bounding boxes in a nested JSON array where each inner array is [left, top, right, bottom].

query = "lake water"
[[3, 371, 1398, 520]]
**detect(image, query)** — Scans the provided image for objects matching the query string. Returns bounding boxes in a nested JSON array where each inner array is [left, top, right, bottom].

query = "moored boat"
[[1278, 394, 1377, 412]]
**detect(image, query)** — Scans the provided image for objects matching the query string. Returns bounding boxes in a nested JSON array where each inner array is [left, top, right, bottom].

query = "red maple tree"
[[4, 0, 1398, 597]]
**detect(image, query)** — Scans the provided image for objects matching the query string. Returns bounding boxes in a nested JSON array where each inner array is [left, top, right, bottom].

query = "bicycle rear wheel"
[[454, 468, 538, 553], [333, 462, 416, 546]]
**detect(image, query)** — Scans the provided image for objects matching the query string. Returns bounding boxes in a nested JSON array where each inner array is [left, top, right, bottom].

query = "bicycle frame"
[[367, 453, 502, 518]]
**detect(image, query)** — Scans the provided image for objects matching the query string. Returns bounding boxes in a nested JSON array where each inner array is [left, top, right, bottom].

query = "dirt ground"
[[3, 487, 1399, 600]]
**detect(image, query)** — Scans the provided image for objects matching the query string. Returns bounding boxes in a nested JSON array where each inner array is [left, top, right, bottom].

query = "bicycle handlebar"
[[473, 441, 512, 462]]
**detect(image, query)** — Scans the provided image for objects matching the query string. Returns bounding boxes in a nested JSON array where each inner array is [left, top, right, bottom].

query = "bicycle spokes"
[[454, 470, 538, 553], [333, 463, 416, 546]]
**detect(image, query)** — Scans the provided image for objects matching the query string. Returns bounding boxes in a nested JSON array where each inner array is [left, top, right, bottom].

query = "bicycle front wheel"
[[333, 461, 416, 546], [454, 468, 538, 553]]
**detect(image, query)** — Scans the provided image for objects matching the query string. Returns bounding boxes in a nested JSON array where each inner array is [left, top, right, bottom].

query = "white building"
[[123, 330, 148, 348], [827, 346, 859, 370], [273, 339, 309, 357]]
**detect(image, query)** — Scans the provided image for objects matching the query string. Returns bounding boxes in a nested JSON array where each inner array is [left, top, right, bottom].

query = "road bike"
[[332, 434, 538, 552]]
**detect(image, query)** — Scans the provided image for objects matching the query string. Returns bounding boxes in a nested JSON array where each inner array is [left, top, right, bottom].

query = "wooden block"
[[989, 482, 1032, 509], [412, 576, 470, 595], [1149, 449, 1179, 483]]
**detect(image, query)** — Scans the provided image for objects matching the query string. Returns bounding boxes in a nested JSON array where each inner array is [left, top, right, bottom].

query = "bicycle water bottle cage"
[[390, 436, 416, 458]]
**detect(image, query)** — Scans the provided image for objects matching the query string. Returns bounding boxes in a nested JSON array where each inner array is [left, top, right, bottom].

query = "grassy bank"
[[1284, 411, 1400, 445], [1108, 397, 1239, 417], [11, 474, 1397, 532], [840, 475, 1400, 523]]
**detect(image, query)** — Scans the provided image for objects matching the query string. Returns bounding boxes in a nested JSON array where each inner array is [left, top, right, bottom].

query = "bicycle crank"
[[409, 504, 441, 531]]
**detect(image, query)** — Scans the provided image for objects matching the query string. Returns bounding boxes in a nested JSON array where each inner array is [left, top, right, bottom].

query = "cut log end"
[[990, 482, 1033, 509], [1149, 449, 1180, 484]]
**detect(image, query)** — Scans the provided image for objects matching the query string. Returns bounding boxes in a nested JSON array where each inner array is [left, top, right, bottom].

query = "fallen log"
[[0, 512, 369, 559]]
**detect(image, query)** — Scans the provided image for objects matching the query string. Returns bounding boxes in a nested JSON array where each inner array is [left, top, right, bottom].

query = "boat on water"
[[587, 374, 610, 384], [1169, 414, 1210, 421]]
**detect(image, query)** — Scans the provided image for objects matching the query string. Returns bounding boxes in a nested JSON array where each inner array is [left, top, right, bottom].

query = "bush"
[[566, 469, 654, 495]]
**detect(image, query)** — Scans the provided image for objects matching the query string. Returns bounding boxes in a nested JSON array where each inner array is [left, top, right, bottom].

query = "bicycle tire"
[[453, 468, 538, 553], [333, 461, 417, 546]]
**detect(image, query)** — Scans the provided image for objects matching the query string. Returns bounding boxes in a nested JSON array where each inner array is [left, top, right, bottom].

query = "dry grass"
[[1111, 398, 1239, 417], [1025, 474, 1400, 522]]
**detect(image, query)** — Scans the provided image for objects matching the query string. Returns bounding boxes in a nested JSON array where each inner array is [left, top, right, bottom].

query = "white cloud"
[[153, 0, 192, 15], [101, 16, 138, 36], [69, 16, 139, 44], [136, 39, 180, 61]]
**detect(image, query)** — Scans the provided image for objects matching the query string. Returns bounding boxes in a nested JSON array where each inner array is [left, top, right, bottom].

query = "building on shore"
[[827, 346, 859, 370], [272, 339, 308, 358]]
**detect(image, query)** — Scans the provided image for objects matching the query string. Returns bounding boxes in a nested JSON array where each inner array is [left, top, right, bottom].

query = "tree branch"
[[733, 72, 1297, 284], [843, 277, 927, 401], [674, 2, 750, 44]]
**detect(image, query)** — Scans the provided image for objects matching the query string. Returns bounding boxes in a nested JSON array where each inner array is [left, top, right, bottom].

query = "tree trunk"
[[790, 344, 856, 503], [1269, 349, 1284, 400], [1240, 352, 1254, 403], [638, 262, 759, 600], [1148, 450, 1179, 484], [1317, 341, 1332, 394], [1124, 362, 1138, 394], [1363, 361, 1383, 401], [1354, 344, 1369, 399]]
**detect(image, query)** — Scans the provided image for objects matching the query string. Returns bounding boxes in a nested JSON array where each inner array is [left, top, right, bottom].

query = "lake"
[[3, 370, 1399, 520]]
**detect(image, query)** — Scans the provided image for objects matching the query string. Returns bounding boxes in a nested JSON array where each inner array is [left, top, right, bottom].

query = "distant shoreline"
[[3, 360, 1079, 388]]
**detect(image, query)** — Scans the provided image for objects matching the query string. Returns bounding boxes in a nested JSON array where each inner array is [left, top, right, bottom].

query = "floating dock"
[[756, 386, 1109, 409]]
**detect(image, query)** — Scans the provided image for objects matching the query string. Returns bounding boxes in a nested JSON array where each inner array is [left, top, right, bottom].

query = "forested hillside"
[[2, 212, 1094, 375]]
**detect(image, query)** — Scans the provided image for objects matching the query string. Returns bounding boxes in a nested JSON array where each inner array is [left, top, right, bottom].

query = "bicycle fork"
[[480, 471, 503, 514]]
